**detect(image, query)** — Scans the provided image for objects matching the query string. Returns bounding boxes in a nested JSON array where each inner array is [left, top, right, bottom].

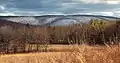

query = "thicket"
[[0, 19, 120, 53]]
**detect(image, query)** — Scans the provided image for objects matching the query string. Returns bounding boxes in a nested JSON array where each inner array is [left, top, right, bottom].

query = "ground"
[[0, 45, 120, 63]]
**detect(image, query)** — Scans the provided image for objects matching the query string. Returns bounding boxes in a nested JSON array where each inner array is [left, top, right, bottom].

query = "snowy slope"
[[0, 15, 119, 26]]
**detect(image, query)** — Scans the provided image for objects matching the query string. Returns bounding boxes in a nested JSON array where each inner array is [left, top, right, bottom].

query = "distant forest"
[[0, 19, 120, 53]]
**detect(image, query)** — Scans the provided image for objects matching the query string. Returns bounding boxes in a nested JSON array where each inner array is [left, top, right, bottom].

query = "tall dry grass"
[[0, 19, 120, 63], [0, 44, 120, 63]]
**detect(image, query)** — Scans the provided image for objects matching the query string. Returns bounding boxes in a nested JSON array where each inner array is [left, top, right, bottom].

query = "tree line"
[[0, 19, 120, 54]]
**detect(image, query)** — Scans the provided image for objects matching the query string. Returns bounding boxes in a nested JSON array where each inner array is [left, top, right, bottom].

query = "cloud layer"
[[0, 0, 120, 17], [75, 0, 120, 4]]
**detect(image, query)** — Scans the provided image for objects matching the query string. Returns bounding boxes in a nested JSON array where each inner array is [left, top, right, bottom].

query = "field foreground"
[[0, 45, 120, 63]]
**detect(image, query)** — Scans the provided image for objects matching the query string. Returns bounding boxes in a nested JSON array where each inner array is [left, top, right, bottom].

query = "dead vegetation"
[[0, 19, 120, 53], [0, 19, 120, 63], [0, 45, 120, 63]]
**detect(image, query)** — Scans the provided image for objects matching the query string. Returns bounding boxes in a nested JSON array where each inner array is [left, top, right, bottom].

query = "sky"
[[0, 0, 120, 17]]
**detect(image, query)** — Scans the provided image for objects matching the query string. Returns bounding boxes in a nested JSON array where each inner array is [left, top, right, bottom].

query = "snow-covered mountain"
[[0, 15, 119, 26]]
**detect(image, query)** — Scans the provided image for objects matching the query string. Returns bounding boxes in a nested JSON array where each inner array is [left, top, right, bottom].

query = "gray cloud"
[[0, 0, 120, 16]]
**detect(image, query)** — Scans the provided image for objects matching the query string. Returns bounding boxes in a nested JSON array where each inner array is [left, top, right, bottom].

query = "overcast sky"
[[0, 0, 120, 17]]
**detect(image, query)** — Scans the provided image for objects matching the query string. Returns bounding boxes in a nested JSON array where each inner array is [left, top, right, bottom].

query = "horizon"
[[0, 14, 119, 18]]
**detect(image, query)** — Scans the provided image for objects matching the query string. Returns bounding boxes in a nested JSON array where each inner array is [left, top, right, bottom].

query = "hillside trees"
[[0, 25, 19, 53], [87, 19, 108, 45]]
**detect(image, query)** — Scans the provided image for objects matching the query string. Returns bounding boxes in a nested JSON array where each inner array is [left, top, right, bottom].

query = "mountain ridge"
[[0, 14, 119, 19], [0, 15, 119, 26]]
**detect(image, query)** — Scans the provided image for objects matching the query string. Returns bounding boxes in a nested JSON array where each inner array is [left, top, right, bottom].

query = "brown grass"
[[0, 44, 120, 63]]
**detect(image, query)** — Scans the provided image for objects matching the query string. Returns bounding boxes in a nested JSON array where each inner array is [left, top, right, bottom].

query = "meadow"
[[0, 19, 120, 63], [0, 44, 120, 63]]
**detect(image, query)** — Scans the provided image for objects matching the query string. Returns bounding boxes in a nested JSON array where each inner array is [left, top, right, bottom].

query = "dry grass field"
[[0, 19, 120, 63], [0, 44, 120, 63]]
